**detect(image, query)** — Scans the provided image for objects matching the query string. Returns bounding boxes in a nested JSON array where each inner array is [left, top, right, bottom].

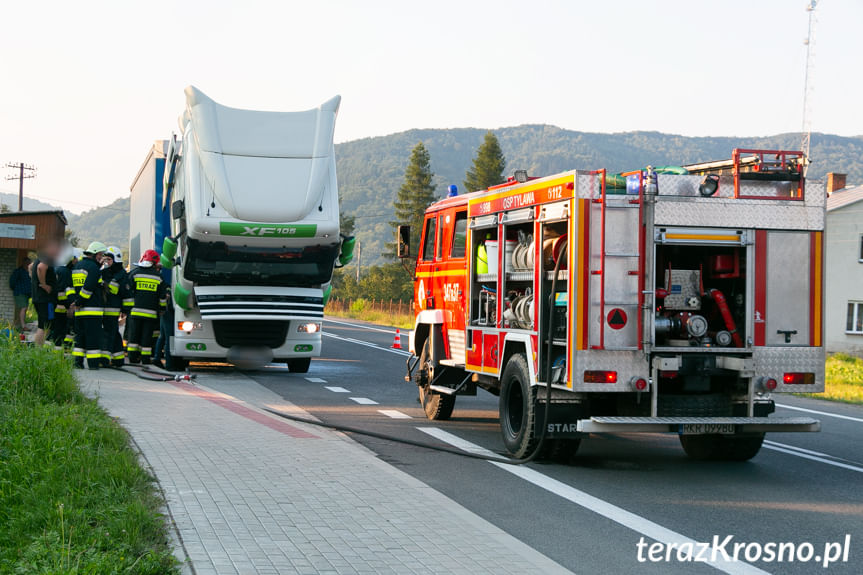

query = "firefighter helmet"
[[104, 246, 123, 263], [85, 241, 107, 255], [139, 249, 160, 268]]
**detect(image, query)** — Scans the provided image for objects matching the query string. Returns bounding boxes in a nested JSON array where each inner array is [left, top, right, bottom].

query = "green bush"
[[350, 298, 367, 313], [0, 336, 178, 574]]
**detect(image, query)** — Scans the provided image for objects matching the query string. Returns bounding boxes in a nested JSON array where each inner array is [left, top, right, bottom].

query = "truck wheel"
[[499, 353, 538, 458], [165, 356, 188, 371], [540, 438, 582, 463], [679, 433, 765, 461], [288, 358, 311, 373], [419, 385, 456, 420]]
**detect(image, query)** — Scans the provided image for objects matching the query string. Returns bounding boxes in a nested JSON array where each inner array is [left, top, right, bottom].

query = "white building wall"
[[825, 202, 863, 356]]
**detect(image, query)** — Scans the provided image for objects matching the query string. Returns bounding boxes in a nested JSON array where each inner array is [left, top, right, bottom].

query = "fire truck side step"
[[438, 358, 464, 368], [429, 385, 457, 395]]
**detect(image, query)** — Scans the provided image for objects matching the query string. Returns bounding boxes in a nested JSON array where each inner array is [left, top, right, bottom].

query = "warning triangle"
[[608, 308, 627, 329]]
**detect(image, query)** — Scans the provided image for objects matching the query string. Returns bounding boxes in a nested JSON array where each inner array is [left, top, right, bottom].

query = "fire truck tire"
[[499, 354, 538, 458], [679, 433, 765, 461], [166, 356, 189, 372], [288, 358, 311, 373], [419, 385, 456, 420]]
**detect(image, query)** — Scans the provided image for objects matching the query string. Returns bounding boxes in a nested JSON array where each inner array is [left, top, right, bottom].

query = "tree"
[[388, 141, 437, 260], [0, 203, 10, 213], [64, 228, 80, 247], [464, 131, 507, 193]]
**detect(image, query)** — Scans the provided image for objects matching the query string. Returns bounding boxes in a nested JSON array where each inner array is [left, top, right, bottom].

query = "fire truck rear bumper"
[[576, 416, 820, 434]]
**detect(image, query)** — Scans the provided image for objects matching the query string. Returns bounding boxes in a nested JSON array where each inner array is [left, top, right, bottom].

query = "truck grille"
[[213, 320, 289, 348], [197, 294, 323, 320]]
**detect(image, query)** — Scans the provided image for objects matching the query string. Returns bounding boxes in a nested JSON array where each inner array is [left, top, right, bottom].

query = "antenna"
[[4, 162, 37, 211], [801, 0, 818, 174]]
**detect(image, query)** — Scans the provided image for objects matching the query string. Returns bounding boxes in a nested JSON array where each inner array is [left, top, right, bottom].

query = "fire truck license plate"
[[680, 423, 735, 435]]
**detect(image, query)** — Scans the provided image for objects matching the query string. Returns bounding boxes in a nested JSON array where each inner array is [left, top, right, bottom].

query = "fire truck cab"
[[404, 150, 824, 461]]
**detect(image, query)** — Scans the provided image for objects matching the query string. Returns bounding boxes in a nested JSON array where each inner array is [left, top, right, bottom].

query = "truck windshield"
[[184, 239, 340, 287]]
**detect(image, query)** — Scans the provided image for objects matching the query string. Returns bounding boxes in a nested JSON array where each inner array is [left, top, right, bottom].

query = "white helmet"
[[105, 246, 123, 264]]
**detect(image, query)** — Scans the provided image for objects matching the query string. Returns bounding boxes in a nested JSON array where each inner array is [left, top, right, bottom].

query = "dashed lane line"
[[305, 377, 327, 383], [350, 397, 380, 405], [378, 409, 412, 419], [323, 331, 412, 357], [763, 442, 863, 474], [325, 386, 350, 393], [418, 427, 770, 575]]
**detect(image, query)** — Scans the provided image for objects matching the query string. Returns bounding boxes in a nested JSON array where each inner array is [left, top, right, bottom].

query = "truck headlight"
[[297, 322, 321, 333], [178, 321, 202, 333]]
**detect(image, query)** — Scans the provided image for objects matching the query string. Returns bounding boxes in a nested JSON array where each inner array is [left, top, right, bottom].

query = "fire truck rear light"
[[630, 377, 648, 391], [783, 372, 815, 385], [585, 370, 617, 384], [764, 378, 778, 391]]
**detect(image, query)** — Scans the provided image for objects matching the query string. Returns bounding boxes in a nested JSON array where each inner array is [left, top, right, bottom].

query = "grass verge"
[[0, 335, 178, 574], [325, 307, 414, 330], [795, 353, 863, 405]]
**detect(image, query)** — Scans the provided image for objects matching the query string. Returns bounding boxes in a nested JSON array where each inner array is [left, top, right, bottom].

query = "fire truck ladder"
[[590, 169, 644, 351]]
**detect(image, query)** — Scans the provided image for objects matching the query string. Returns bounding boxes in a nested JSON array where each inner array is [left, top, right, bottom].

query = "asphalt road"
[[247, 318, 863, 575]]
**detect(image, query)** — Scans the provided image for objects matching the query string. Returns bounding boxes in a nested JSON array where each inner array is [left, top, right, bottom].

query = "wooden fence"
[[326, 298, 411, 317]]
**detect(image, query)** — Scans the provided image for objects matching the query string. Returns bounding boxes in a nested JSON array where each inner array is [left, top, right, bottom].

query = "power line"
[[4, 162, 36, 211]]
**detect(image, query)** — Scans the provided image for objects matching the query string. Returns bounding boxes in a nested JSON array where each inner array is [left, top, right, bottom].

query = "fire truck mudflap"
[[403, 149, 824, 461]]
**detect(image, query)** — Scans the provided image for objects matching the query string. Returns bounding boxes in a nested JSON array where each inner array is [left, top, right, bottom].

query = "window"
[[847, 302, 863, 334], [859, 235, 863, 262], [422, 217, 437, 261], [450, 211, 468, 258]]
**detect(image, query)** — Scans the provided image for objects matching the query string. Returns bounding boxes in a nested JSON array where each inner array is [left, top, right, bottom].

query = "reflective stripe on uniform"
[[79, 288, 92, 299], [131, 307, 158, 318], [72, 270, 87, 286], [104, 307, 121, 316], [75, 308, 104, 317], [127, 343, 140, 351], [111, 351, 126, 360], [141, 348, 152, 356], [72, 348, 85, 357], [108, 280, 119, 295], [55, 305, 66, 312], [86, 351, 102, 359]]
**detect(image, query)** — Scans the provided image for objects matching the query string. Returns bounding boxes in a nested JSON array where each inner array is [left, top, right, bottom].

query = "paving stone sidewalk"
[[78, 368, 571, 575]]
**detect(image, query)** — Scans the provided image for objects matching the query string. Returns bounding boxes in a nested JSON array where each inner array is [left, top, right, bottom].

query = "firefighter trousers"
[[102, 314, 125, 367], [127, 315, 159, 365], [51, 313, 68, 348], [73, 314, 104, 370]]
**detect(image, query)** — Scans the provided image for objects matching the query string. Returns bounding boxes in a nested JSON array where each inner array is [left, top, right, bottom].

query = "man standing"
[[152, 263, 173, 369], [101, 246, 128, 367], [8, 256, 32, 331], [71, 241, 107, 369], [125, 249, 166, 365], [52, 247, 80, 349], [30, 241, 60, 346]]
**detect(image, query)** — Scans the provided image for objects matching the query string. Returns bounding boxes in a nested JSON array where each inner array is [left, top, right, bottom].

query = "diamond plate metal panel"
[[653, 199, 824, 231], [572, 350, 648, 391], [753, 346, 825, 392], [765, 232, 810, 345]]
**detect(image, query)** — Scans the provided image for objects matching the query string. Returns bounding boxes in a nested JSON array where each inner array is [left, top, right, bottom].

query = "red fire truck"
[[400, 149, 824, 461]]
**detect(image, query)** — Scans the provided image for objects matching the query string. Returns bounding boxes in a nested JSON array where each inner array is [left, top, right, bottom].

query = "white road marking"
[[324, 386, 350, 393], [350, 397, 379, 405], [378, 409, 412, 419], [763, 440, 848, 460], [323, 331, 412, 357], [305, 377, 327, 383], [418, 427, 769, 575], [775, 402, 863, 423], [324, 317, 404, 335], [763, 443, 863, 474]]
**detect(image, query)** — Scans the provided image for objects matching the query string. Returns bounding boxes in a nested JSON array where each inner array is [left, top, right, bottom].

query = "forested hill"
[[66, 126, 863, 264]]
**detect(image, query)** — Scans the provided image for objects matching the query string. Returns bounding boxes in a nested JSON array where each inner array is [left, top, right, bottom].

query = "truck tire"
[[499, 353, 538, 458], [679, 433, 765, 461], [419, 385, 456, 420], [166, 356, 189, 372], [416, 339, 455, 420], [288, 358, 311, 373]]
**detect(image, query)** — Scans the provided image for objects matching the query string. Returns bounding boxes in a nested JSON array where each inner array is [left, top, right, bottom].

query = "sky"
[[1, 0, 861, 214]]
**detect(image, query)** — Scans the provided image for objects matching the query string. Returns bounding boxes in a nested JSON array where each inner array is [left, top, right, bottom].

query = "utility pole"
[[356, 240, 362, 282], [5, 162, 37, 211], [801, 0, 818, 174]]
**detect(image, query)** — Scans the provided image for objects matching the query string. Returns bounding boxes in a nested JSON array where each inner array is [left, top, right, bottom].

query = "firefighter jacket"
[[102, 263, 129, 317], [72, 256, 104, 317], [126, 266, 167, 319], [54, 264, 75, 313]]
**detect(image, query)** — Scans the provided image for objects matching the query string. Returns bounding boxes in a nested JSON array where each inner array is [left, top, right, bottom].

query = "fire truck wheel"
[[679, 433, 765, 461], [419, 385, 456, 420], [499, 353, 538, 458], [288, 358, 311, 373], [540, 438, 582, 463]]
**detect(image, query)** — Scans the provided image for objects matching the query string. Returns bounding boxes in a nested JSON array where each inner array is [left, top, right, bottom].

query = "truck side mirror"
[[172, 200, 185, 220], [397, 225, 411, 259]]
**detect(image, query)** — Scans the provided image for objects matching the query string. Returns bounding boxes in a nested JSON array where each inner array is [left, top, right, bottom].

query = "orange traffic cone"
[[391, 328, 403, 349]]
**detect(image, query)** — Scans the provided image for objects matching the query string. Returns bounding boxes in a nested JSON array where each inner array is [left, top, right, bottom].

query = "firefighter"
[[125, 249, 166, 365], [71, 241, 107, 369], [101, 246, 128, 367], [52, 247, 81, 349]]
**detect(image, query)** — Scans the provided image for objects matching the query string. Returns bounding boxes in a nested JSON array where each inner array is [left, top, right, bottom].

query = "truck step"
[[578, 416, 819, 433]]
